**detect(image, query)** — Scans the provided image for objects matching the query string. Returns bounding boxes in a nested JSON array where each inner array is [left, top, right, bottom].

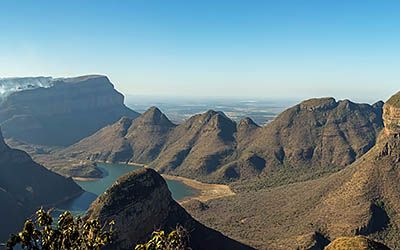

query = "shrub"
[[135, 226, 190, 250], [6, 209, 191, 250], [6, 209, 114, 250]]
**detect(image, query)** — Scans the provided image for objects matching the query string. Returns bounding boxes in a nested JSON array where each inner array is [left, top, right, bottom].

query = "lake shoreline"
[[72, 161, 236, 203], [119, 161, 236, 203]]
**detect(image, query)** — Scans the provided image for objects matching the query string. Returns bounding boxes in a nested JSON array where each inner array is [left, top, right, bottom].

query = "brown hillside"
[[184, 91, 400, 249], [58, 98, 383, 185]]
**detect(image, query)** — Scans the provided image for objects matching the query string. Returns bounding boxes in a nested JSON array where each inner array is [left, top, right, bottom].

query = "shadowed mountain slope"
[[0, 75, 139, 146], [0, 129, 82, 242], [87, 168, 253, 250]]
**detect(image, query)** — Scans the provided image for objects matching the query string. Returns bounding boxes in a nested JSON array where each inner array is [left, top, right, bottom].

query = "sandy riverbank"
[[123, 162, 236, 203], [162, 174, 235, 204], [72, 176, 101, 182], [122, 161, 236, 203], [73, 161, 236, 203]]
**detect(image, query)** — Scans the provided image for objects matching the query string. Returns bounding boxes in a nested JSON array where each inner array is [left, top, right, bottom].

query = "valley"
[[0, 75, 398, 249], [57, 163, 199, 215], [3, 3, 399, 249]]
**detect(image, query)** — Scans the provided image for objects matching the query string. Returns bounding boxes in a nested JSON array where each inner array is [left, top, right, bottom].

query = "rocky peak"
[[337, 99, 357, 110], [372, 100, 384, 109], [299, 97, 338, 111], [383, 92, 400, 136], [197, 110, 233, 127], [117, 116, 134, 129], [238, 117, 259, 129], [184, 110, 235, 133], [135, 107, 175, 127]]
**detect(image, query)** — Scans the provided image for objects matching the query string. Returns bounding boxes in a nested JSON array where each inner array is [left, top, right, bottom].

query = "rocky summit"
[[0, 75, 139, 146], [0, 129, 82, 242], [60, 97, 383, 185], [87, 168, 253, 250]]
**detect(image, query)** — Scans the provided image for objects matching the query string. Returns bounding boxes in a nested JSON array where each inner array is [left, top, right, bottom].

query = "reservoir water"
[[57, 163, 196, 215]]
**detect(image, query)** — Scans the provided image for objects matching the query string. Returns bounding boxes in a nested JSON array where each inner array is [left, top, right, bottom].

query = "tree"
[[6, 208, 114, 250], [7, 209, 191, 250], [135, 226, 190, 250]]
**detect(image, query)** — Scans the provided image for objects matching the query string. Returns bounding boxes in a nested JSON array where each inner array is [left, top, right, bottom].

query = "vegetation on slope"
[[325, 236, 390, 250], [6, 209, 190, 250]]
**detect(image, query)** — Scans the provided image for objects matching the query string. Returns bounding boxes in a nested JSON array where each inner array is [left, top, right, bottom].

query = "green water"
[[58, 163, 196, 214]]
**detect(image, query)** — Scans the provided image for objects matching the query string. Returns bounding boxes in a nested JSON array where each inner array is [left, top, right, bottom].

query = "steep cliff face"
[[87, 168, 253, 250], [383, 91, 400, 136], [0, 129, 83, 241], [0, 75, 139, 146]]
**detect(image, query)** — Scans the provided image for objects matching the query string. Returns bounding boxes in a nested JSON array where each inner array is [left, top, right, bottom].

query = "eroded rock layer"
[[0, 75, 139, 146]]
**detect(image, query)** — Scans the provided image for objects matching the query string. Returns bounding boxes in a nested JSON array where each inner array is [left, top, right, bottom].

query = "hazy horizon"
[[1, 1, 399, 102]]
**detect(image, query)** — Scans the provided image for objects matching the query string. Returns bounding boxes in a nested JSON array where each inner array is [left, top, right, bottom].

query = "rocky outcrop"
[[325, 236, 390, 250], [0, 129, 83, 241], [383, 92, 400, 136], [0, 75, 139, 146], [87, 168, 253, 250]]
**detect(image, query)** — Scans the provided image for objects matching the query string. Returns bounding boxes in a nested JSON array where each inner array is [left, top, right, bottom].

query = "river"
[[57, 163, 196, 215]]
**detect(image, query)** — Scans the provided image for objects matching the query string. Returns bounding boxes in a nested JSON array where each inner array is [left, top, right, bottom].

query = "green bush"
[[135, 226, 190, 250], [6, 209, 191, 250]]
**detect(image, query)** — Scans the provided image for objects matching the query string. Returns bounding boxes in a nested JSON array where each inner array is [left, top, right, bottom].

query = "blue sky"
[[0, 0, 399, 102]]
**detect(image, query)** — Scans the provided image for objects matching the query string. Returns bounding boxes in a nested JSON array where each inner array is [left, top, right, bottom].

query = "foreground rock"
[[0, 129, 82, 242], [0, 75, 139, 146], [87, 168, 253, 250]]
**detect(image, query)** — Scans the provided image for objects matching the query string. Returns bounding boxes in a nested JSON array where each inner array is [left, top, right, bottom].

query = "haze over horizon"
[[1, 0, 399, 102]]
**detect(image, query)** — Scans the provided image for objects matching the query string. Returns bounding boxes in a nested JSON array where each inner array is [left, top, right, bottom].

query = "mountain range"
[[2, 73, 398, 249], [59, 97, 384, 186], [184, 92, 400, 249]]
